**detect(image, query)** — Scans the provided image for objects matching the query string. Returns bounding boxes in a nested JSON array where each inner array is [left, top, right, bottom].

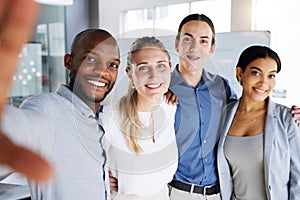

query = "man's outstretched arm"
[[0, 0, 52, 182]]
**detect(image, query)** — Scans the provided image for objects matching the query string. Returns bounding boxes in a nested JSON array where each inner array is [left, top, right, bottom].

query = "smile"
[[254, 88, 266, 94], [145, 83, 162, 89], [88, 80, 106, 87], [187, 55, 200, 61]]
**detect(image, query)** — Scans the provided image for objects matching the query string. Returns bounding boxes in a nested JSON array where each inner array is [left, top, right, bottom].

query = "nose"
[[93, 63, 109, 74], [190, 41, 200, 52], [258, 76, 268, 85], [149, 68, 156, 78]]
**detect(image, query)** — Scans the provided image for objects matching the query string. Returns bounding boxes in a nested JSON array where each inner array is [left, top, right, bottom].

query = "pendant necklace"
[[233, 111, 265, 127], [149, 112, 155, 143]]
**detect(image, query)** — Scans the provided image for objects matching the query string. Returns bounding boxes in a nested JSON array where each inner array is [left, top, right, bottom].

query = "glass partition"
[[10, 4, 66, 106]]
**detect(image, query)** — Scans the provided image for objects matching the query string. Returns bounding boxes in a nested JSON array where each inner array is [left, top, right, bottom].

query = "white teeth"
[[147, 84, 160, 88], [187, 55, 200, 61], [255, 88, 265, 93], [88, 80, 105, 87]]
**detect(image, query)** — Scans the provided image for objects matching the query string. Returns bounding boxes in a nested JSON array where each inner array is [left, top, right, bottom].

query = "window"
[[122, 0, 231, 37]]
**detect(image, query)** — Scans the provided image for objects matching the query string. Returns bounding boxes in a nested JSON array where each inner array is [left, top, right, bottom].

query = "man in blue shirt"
[[168, 13, 300, 200], [168, 13, 234, 200]]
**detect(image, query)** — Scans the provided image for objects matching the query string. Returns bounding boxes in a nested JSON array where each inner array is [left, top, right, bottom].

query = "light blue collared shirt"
[[170, 65, 237, 186], [2, 84, 109, 200]]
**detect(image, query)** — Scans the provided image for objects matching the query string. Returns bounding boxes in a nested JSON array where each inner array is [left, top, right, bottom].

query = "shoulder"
[[268, 100, 298, 134], [20, 92, 60, 110], [161, 101, 177, 117], [203, 70, 231, 88], [269, 100, 292, 121]]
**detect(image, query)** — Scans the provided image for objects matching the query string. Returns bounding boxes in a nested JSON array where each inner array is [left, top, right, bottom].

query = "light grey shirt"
[[1, 84, 109, 200], [224, 133, 267, 200]]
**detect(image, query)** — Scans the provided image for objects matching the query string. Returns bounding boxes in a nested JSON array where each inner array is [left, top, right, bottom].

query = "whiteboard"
[[207, 31, 270, 97]]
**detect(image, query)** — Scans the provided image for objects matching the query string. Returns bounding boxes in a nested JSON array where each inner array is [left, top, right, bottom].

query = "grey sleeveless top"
[[224, 133, 267, 200]]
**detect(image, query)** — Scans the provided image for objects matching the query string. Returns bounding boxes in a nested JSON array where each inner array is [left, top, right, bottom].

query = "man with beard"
[[0, 27, 120, 199]]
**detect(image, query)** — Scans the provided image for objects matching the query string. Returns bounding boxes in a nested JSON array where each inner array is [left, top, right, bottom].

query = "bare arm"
[[0, 0, 52, 182]]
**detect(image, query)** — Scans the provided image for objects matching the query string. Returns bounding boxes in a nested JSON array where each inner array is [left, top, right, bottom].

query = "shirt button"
[[205, 159, 208, 162], [203, 140, 207, 144], [268, 185, 271, 190]]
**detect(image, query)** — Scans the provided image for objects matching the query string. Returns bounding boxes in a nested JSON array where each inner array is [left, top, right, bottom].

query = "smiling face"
[[128, 47, 171, 105], [65, 31, 120, 110], [175, 20, 215, 72], [237, 57, 278, 102]]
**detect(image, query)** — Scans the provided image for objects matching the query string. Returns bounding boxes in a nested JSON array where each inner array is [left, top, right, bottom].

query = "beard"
[[72, 78, 115, 104]]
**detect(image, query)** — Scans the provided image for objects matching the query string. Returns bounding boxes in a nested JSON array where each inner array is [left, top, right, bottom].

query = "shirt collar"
[[171, 64, 212, 88], [55, 84, 102, 118]]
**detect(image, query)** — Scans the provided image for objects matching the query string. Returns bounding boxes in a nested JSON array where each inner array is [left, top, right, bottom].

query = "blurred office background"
[[10, 0, 300, 107]]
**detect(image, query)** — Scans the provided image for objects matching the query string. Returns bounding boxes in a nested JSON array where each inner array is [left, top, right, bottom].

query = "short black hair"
[[70, 29, 113, 55], [176, 13, 215, 45]]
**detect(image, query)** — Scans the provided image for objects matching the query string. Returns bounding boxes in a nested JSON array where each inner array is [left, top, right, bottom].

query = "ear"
[[236, 67, 243, 83], [175, 38, 179, 53], [126, 66, 132, 80], [208, 43, 216, 55], [64, 54, 72, 70], [169, 62, 172, 69]]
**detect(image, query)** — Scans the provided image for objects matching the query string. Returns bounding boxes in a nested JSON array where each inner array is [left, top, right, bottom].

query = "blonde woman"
[[102, 36, 178, 200]]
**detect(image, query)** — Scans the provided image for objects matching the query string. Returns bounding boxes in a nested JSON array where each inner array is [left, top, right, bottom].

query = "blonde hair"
[[119, 36, 170, 153]]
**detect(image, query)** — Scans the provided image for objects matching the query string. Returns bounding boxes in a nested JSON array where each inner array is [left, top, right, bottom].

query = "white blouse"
[[101, 101, 178, 197]]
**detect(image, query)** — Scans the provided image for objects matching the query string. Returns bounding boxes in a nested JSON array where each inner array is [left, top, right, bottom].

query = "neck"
[[137, 95, 161, 112], [238, 96, 268, 112], [178, 63, 203, 87], [85, 101, 100, 115]]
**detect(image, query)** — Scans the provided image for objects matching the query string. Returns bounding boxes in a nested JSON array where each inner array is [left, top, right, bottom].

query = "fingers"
[[0, 0, 39, 120], [0, 133, 53, 182], [109, 170, 118, 193], [0, 0, 50, 182], [164, 89, 178, 106], [295, 119, 300, 127], [290, 105, 300, 127]]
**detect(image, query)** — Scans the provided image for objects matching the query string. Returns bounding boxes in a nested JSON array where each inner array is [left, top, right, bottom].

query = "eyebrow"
[[86, 50, 120, 63], [250, 66, 277, 73], [183, 32, 210, 40], [136, 60, 168, 66], [86, 50, 98, 56]]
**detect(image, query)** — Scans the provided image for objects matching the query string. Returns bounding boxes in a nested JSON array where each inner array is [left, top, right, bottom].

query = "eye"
[[269, 74, 276, 79], [137, 65, 149, 71], [156, 63, 167, 70], [84, 56, 97, 63], [183, 37, 193, 43], [251, 71, 260, 76], [109, 62, 119, 69], [200, 39, 209, 44]]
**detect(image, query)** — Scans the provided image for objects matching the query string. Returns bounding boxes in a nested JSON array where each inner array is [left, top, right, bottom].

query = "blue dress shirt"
[[170, 65, 237, 186]]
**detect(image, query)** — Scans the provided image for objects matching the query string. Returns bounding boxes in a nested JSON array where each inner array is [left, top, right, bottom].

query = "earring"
[[131, 84, 136, 90]]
